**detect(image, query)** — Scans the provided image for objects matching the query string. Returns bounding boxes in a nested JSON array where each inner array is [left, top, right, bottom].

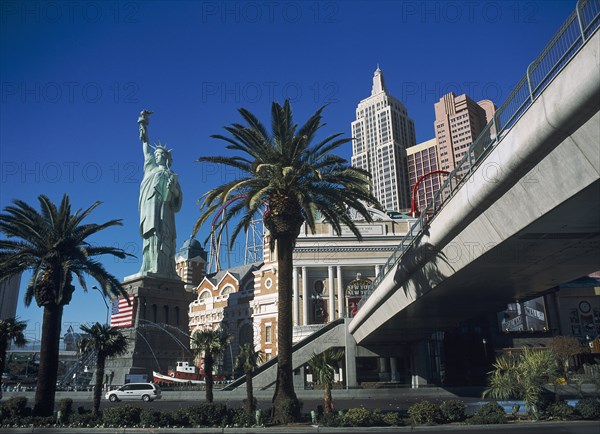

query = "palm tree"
[[78, 322, 128, 417], [0, 317, 28, 395], [484, 347, 558, 419], [0, 194, 131, 416], [193, 100, 380, 422], [235, 343, 263, 414], [306, 348, 344, 414], [190, 328, 232, 403]]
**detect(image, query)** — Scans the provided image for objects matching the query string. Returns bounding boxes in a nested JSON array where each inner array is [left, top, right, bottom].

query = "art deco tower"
[[351, 68, 417, 212]]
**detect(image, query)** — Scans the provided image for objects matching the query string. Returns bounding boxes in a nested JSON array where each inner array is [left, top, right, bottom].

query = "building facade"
[[434, 92, 495, 175], [406, 138, 443, 215], [0, 274, 21, 321], [351, 68, 417, 212]]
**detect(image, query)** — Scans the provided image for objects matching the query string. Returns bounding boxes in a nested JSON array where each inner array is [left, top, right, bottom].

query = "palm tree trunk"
[[272, 234, 299, 422], [245, 369, 255, 414], [34, 304, 62, 416], [92, 355, 106, 417], [324, 384, 333, 413], [0, 340, 7, 392], [205, 354, 214, 403]]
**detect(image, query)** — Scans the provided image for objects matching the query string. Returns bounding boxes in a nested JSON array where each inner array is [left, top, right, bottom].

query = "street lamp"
[[92, 286, 110, 325]]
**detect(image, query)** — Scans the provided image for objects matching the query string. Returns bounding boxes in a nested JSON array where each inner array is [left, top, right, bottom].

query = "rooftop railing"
[[358, 0, 600, 310]]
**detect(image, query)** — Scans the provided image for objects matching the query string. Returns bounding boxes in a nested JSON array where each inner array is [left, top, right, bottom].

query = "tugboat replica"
[[153, 361, 205, 384]]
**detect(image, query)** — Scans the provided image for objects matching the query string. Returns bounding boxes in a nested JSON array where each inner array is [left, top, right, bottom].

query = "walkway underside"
[[351, 29, 600, 345]]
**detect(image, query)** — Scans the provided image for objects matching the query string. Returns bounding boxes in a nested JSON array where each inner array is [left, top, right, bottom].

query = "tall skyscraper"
[[351, 68, 417, 212], [407, 138, 442, 215], [434, 92, 495, 174], [0, 273, 21, 320]]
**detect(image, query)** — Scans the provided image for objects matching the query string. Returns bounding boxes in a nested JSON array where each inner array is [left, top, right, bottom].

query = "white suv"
[[105, 383, 162, 402]]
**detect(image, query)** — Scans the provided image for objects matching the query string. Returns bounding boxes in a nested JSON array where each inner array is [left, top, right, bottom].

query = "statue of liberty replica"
[[137, 110, 182, 279], [105, 111, 198, 387]]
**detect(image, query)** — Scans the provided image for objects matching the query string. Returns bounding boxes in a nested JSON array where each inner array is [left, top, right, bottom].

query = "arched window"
[[175, 306, 180, 326], [152, 304, 157, 322], [163, 305, 169, 324], [198, 290, 211, 302], [220, 285, 234, 297]]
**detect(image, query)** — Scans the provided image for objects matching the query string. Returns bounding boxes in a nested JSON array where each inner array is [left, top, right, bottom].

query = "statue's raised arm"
[[138, 109, 153, 143]]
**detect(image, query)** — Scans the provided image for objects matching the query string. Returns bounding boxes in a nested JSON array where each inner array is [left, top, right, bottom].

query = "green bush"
[[69, 413, 99, 428], [544, 401, 574, 420], [319, 411, 342, 427], [102, 405, 141, 427], [407, 400, 439, 425], [439, 399, 466, 422], [382, 411, 402, 426], [140, 409, 174, 427], [186, 403, 228, 427], [478, 401, 505, 416], [171, 407, 191, 427], [58, 398, 74, 422], [467, 413, 507, 425], [342, 407, 377, 427], [227, 407, 255, 427], [576, 398, 600, 420], [3, 396, 30, 418]]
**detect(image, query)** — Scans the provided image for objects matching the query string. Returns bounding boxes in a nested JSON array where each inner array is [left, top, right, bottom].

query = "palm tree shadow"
[[393, 232, 455, 301]]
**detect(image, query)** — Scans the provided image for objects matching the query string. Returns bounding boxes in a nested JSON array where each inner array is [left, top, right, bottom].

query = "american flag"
[[110, 295, 135, 328]]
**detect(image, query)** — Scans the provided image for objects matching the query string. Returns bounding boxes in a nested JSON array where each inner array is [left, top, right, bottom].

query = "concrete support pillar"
[[344, 318, 358, 388], [302, 266, 308, 325], [375, 264, 381, 278], [378, 357, 390, 381], [292, 267, 299, 326], [410, 341, 429, 388], [328, 266, 335, 322], [390, 357, 400, 382], [336, 266, 344, 318]]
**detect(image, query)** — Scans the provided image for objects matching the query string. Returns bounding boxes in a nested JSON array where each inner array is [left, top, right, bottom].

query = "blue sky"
[[0, 0, 577, 341]]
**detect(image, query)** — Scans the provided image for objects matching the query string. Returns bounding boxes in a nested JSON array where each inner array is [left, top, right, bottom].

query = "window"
[[265, 324, 272, 343], [220, 285, 234, 297], [163, 305, 169, 324]]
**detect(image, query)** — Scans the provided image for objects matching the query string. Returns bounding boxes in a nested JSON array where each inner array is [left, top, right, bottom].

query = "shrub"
[[4, 396, 29, 418], [58, 398, 74, 422], [576, 398, 600, 420], [319, 411, 342, 427], [467, 401, 506, 425], [69, 413, 99, 428], [382, 411, 402, 426], [102, 405, 141, 427], [186, 403, 228, 427], [467, 413, 507, 425], [140, 409, 174, 427], [478, 401, 505, 417], [342, 407, 377, 427], [439, 399, 466, 422], [172, 407, 191, 427], [407, 400, 439, 425], [227, 407, 255, 427], [544, 401, 574, 420]]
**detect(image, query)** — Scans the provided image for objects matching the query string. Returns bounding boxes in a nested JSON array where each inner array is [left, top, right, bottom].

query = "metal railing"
[[358, 0, 600, 310]]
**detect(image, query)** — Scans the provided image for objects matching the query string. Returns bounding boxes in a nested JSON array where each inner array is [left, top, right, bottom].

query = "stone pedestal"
[[105, 274, 196, 386]]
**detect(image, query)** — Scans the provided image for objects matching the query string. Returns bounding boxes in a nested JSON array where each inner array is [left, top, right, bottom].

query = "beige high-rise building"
[[351, 68, 417, 212], [434, 93, 495, 174], [407, 138, 442, 215]]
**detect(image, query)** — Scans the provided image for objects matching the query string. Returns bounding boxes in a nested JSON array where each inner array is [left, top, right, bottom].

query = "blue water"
[[466, 400, 580, 415]]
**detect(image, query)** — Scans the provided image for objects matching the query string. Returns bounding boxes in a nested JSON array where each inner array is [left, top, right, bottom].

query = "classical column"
[[390, 357, 399, 382], [375, 264, 381, 278], [328, 266, 335, 322], [302, 266, 309, 325], [336, 266, 344, 318], [292, 267, 299, 326]]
